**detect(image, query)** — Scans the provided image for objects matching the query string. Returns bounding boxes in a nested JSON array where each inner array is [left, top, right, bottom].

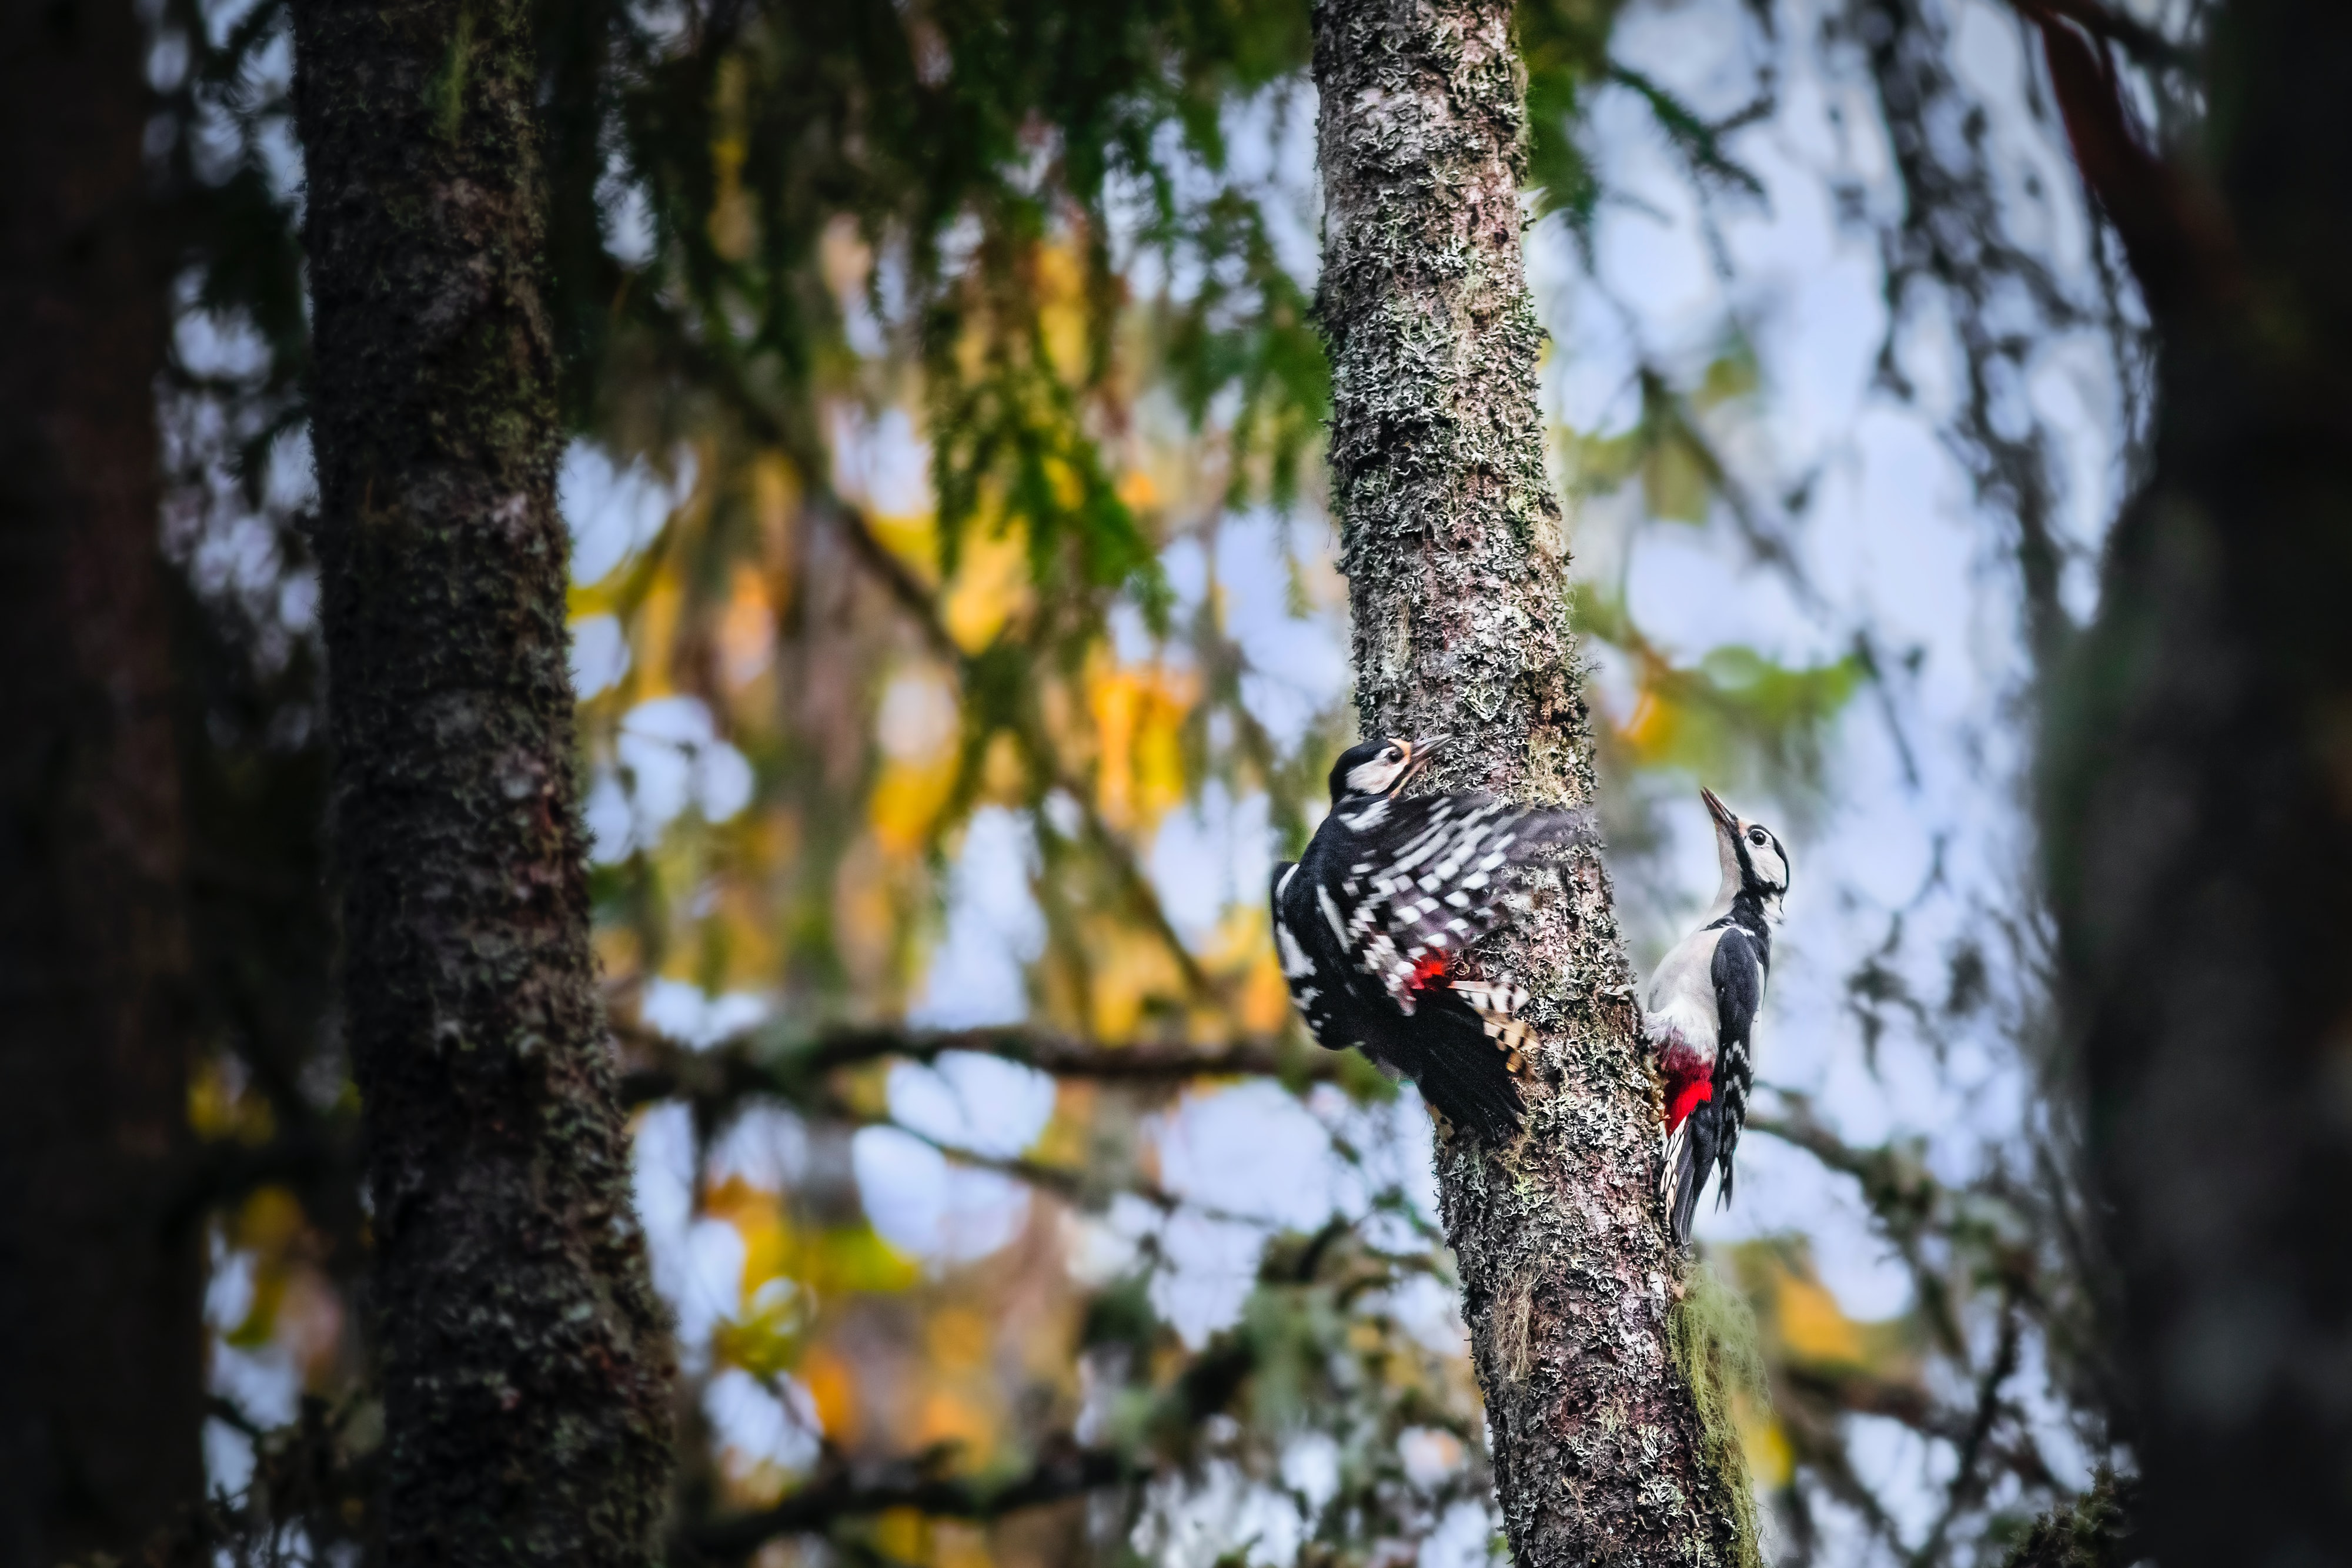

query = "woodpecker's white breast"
[[1643, 923, 1726, 1071]]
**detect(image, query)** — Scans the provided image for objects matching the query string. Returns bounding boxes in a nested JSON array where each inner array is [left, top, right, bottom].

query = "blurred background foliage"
[[143, 0, 2189, 1560]]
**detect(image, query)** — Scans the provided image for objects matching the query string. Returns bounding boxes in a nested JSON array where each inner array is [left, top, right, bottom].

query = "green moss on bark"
[[2002, 1470, 2138, 1568]]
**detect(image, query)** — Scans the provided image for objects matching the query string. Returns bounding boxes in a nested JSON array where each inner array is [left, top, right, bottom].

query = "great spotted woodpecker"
[[1646, 786, 1789, 1245], [1268, 735, 1590, 1142]]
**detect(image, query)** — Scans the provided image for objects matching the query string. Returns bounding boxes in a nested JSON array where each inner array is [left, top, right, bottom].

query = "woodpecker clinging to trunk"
[[1269, 735, 1591, 1142], [1646, 786, 1788, 1246]]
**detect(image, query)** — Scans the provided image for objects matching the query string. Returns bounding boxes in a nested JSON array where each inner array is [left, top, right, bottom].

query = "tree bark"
[[1311, 1, 1750, 1562], [0, 0, 206, 1558], [2043, 1, 2352, 1560], [286, 0, 675, 1557]]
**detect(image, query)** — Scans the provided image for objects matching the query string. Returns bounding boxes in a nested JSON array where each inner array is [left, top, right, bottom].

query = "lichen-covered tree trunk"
[[0, 0, 205, 1558], [2042, 1, 2352, 1560], [286, 0, 674, 1557], [1311, 1, 1749, 1562]]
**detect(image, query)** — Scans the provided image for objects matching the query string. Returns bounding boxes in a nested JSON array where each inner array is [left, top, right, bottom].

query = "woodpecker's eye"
[[1749, 828, 1766, 845]]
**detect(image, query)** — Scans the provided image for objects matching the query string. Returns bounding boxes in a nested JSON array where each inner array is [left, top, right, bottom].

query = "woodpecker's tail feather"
[[1664, 1097, 1723, 1246], [1406, 1005, 1526, 1145]]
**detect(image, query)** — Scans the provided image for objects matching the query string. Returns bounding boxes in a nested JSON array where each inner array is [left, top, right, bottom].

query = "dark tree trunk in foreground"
[[288, 0, 674, 1555], [0, 0, 205, 1558], [1313, 1, 1750, 1561], [2043, 1, 2352, 1560]]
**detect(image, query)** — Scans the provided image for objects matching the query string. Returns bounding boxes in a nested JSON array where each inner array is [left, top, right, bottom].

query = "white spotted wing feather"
[[1334, 793, 1583, 1011]]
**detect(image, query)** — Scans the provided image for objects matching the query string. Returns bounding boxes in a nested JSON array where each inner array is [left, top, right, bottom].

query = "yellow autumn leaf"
[[1085, 657, 1197, 833], [189, 1056, 275, 1146], [716, 563, 776, 690], [870, 753, 960, 856], [1025, 1082, 1095, 1174], [705, 1176, 791, 1296], [711, 1301, 804, 1380], [1081, 924, 1188, 1044], [976, 731, 1027, 804], [1034, 243, 1090, 381], [1115, 468, 1159, 513], [223, 1185, 310, 1349], [870, 510, 943, 587], [233, 1184, 308, 1253], [801, 1345, 860, 1445], [1618, 684, 1691, 767], [873, 1509, 930, 1566], [630, 567, 684, 702], [708, 61, 753, 260], [1235, 947, 1292, 1037], [751, 450, 800, 576], [1770, 1267, 1866, 1365], [926, 1307, 993, 1371], [1732, 1388, 1794, 1489], [707, 1176, 921, 1305], [594, 924, 643, 990], [1695, 345, 1760, 411], [224, 1267, 287, 1350], [1199, 905, 1291, 1037], [809, 1222, 921, 1296], [944, 526, 1034, 651], [914, 1388, 995, 1464]]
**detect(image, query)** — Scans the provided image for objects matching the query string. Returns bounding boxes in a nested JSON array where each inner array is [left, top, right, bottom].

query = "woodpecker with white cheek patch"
[[1268, 735, 1592, 1143], [1646, 786, 1788, 1245]]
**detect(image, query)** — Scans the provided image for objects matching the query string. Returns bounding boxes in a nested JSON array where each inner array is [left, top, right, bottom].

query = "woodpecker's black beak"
[[1397, 734, 1449, 792], [1700, 785, 1740, 838]]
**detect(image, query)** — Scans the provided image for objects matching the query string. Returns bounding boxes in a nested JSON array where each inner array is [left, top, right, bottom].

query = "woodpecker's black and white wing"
[[1706, 925, 1766, 1199], [1329, 793, 1587, 1014]]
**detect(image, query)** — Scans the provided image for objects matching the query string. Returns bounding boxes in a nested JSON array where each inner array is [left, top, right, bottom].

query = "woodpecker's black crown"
[[1327, 734, 1445, 804]]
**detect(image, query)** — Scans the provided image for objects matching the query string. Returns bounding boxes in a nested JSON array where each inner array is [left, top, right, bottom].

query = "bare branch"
[[1909, 1294, 2023, 1566], [613, 1019, 1328, 1110], [686, 1446, 1131, 1562]]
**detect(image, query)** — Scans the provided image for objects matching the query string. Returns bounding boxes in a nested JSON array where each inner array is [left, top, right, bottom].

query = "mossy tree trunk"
[[286, 0, 674, 1557], [1311, 0, 1752, 1562], [2043, 1, 2352, 1559], [0, 0, 204, 1557]]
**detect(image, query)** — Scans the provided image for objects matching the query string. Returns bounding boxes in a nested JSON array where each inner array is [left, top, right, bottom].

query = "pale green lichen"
[[1668, 1256, 1768, 1568]]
